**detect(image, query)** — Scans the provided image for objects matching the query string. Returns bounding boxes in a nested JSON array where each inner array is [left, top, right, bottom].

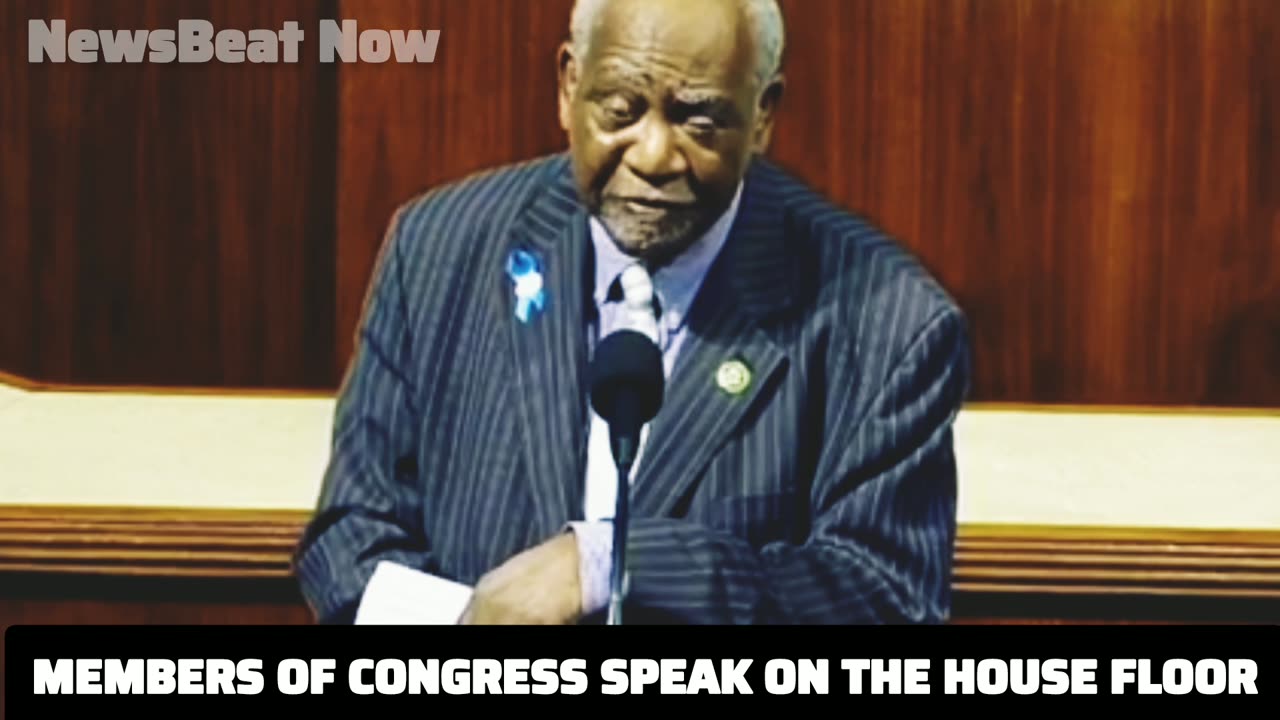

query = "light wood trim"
[[956, 522, 1280, 544], [1, 507, 1278, 609], [950, 524, 1280, 605], [0, 507, 305, 578], [952, 583, 1280, 599], [0, 370, 41, 391], [0, 369, 332, 398], [962, 401, 1280, 417], [6, 369, 1280, 414]]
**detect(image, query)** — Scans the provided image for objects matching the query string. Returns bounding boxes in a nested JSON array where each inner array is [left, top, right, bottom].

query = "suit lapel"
[[496, 159, 592, 539], [630, 159, 799, 518]]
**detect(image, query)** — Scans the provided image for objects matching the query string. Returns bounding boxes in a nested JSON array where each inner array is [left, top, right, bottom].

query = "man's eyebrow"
[[670, 91, 741, 122], [671, 88, 731, 105], [673, 89, 739, 109]]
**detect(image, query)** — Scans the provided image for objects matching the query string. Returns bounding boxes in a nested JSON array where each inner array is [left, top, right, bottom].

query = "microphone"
[[590, 329, 664, 468], [589, 284, 665, 625]]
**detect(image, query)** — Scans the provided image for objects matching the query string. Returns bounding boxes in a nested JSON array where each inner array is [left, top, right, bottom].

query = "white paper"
[[354, 561, 473, 625]]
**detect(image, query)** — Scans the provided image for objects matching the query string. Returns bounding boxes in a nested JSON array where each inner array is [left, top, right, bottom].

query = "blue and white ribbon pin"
[[506, 249, 546, 323]]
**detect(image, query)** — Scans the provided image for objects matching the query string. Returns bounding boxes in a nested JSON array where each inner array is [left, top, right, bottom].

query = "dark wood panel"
[[0, 2, 35, 382], [334, 0, 575, 372], [0, 574, 312, 624], [768, 0, 1280, 406], [1, 0, 338, 388], [335, 0, 1279, 406]]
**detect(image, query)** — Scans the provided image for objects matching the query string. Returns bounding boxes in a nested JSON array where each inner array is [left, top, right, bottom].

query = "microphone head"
[[589, 329, 664, 428]]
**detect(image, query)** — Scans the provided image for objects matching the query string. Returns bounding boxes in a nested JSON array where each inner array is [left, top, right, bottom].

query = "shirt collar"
[[589, 182, 743, 328]]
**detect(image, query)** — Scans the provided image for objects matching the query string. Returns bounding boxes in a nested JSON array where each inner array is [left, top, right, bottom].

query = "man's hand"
[[458, 532, 582, 625]]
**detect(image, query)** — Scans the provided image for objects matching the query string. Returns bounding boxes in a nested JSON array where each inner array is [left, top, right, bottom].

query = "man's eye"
[[600, 99, 635, 123]]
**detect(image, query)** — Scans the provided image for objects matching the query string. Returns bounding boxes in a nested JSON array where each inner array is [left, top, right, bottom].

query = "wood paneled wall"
[[3, 0, 1277, 405], [1, 0, 338, 388], [335, 0, 575, 377], [771, 0, 1280, 406]]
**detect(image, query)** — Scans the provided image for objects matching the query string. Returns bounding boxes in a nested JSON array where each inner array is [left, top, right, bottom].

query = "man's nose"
[[622, 116, 688, 182]]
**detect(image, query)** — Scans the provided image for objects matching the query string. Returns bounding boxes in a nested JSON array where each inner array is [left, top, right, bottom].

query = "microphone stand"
[[589, 325, 662, 627], [607, 436, 634, 626]]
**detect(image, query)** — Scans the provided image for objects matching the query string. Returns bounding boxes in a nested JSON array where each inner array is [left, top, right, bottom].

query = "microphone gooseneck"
[[588, 328, 664, 626]]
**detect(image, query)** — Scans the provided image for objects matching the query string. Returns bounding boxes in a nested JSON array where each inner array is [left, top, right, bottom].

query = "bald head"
[[557, 0, 787, 264], [572, 0, 785, 91]]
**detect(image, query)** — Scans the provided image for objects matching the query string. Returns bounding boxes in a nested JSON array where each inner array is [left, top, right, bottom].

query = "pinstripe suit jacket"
[[293, 152, 971, 625]]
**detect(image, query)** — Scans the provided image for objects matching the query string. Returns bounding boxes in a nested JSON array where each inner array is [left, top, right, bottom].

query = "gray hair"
[[570, 0, 785, 89]]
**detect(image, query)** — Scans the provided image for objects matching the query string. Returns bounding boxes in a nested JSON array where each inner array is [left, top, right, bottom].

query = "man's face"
[[558, 0, 781, 265]]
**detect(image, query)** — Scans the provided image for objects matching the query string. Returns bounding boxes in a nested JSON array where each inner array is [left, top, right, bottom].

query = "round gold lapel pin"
[[716, 359, 752, 396]]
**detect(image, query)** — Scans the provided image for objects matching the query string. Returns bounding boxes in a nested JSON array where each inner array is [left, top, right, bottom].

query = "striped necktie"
[[583, 263, 661, 523], [609, 263, 662, 348]]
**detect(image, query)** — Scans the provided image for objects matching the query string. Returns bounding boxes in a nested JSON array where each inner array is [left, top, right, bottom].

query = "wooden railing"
[[2, 505, 1277, 625]]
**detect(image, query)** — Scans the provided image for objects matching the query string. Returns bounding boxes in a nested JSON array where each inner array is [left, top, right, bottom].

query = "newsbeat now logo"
[[28, 19, 440, 63]]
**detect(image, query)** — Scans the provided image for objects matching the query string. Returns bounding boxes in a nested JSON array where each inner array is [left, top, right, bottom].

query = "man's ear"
[[751, 74, 786, 152], [557, 41, 579, 132]]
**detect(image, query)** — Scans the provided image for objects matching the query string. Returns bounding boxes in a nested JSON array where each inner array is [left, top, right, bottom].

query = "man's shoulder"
[[756, 159, 963, 331], [395, 153, 568, 224], [386, 153, 570, 252]]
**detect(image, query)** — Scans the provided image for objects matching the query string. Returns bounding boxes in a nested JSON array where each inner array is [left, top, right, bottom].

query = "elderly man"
[[294, 0, 970, 625]]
